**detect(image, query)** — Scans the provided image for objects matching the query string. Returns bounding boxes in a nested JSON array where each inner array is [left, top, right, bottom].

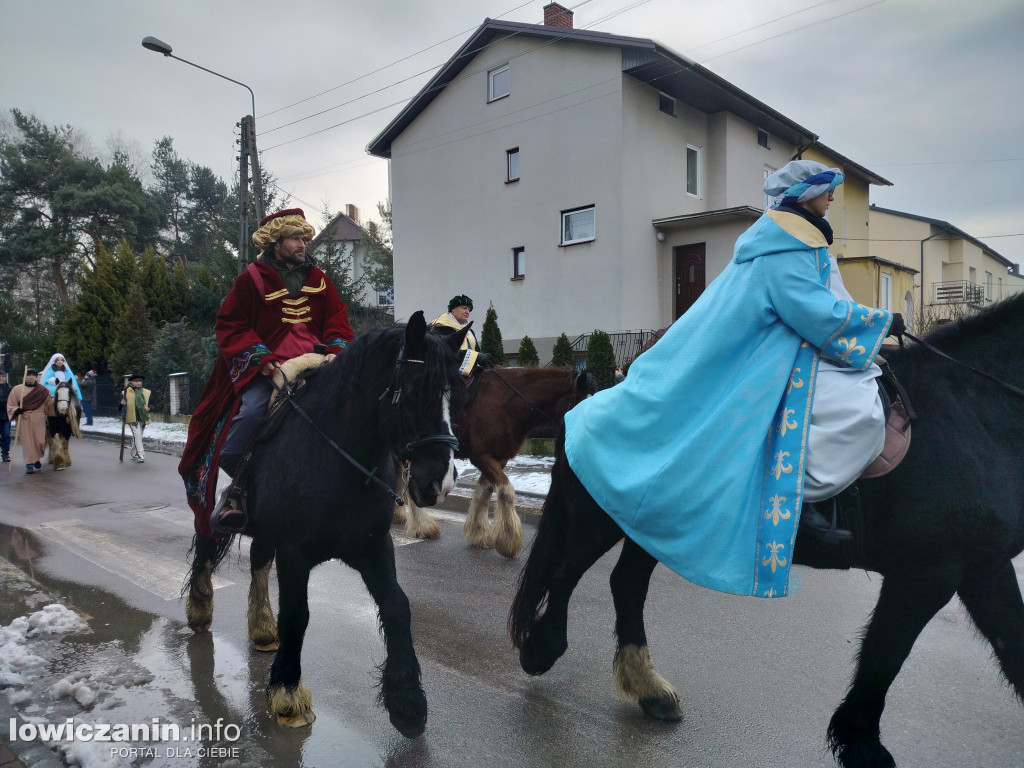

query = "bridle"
[[485, 367, 590, 422], [271, 337, 459, 505], [902, 331, 1024, 399]]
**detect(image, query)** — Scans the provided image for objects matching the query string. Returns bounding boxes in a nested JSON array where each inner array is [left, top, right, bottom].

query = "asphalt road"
[[0, 438, 1021, 768]]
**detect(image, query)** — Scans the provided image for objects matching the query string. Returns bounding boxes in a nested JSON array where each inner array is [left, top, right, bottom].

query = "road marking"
[[35, 519, 233, 600]]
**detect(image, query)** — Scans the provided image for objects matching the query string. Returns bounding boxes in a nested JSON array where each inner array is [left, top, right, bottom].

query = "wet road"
[[1, 438, 1022, 768]]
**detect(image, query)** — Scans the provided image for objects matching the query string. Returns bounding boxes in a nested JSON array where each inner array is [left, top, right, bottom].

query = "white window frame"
[[984, 271, 992, 300], [376, 285, 394, 307], [686, 145, 702, 198], [511, 246, 525, 280], [763, 165, 777, 210], [506, 147, 520, 182], [488, 65, 510, 102], [879, 272, 892, 311], [560, 206, 596, 246]]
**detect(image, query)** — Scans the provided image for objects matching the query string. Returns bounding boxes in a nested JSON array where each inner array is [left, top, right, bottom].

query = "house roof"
[[807, 141, 892, 187], [870, 204, 1017, 270], [367, 18, 818, 158], [652, 205, 763, 229], [308, 211, 363, 252]]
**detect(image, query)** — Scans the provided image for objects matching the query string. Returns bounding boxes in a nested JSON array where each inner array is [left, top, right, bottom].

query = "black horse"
[[185, 313, 469, 737], [509, 293, 1024, 768]]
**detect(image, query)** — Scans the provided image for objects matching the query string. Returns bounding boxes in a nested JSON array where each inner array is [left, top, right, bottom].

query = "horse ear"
[[406, 310, 427, 354], [449, 321, 472, 352]]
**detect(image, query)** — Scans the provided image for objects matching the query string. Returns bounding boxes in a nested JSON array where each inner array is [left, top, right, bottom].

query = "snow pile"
[[0, 604, 89, 689], [50, 672, 98, 707]]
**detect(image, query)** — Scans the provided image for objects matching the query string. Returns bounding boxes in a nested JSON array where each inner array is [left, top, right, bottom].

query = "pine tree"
[[550, 333, 575, 368], [480, 302, 505, 364], [107, 281, 156, 388], [517, 335, 539, 367], [585, 329, 617, 389]]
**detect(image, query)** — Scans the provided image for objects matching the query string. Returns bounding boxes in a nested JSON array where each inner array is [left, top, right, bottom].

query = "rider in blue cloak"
[[565, 160, 904, 598]]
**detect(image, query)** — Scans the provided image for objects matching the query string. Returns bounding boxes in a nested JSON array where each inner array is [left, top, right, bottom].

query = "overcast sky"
[[2, 0, 1022, 265]]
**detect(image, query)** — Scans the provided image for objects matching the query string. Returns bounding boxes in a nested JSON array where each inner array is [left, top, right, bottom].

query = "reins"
[[486, 367, 558, 422], [902, 331, 1024, 399], [269, 338, 459, 506]]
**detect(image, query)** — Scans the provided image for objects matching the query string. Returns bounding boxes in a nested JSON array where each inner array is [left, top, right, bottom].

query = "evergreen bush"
[[550, 333, 575, 368], [517, 335, 540, 367], [585, 329, 617, 389], [480, 303, 506, 364]]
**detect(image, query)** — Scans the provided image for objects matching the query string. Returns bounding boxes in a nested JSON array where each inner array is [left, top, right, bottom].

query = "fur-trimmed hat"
[[127, 373, 145, 381], [252, 208, 316, 251], [26, 368, 39, 376], [448, 294, 473, 312]]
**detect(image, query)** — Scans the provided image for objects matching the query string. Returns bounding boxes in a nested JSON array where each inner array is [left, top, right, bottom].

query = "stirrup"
[[801, 499, 852, 545], [210, 487, 248, 535]]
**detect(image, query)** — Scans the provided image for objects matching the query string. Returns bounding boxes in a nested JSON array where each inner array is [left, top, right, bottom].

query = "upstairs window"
[[488, 65, 510, 102], [512, 247, 525, 280], [757, 128, 770, 148], [561, 206, 595, 246], [506, 148, 520, 182], [658, 92, 676, 117], [686, 145, 701, 198]]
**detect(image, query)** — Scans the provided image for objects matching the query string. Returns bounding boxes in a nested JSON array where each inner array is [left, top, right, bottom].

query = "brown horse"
[[394, 367, 595, 557]]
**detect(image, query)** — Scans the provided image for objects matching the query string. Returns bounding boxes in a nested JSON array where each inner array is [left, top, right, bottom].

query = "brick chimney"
[[345, 203, 360, 224], [543, 2, 574, 28]]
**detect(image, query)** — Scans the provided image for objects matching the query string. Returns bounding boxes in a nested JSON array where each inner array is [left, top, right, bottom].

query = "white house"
[[368, 4, 887, 361]]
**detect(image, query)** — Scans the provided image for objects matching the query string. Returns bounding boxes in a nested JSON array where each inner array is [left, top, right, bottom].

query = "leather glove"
[[888, 313, 906, 339], [10, 408, 23, 418], [475, 353, 494, 370]]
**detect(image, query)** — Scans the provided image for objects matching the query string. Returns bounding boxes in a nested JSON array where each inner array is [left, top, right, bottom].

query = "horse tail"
[[180, 530, 235, 598], [509, 427, 571, 650]]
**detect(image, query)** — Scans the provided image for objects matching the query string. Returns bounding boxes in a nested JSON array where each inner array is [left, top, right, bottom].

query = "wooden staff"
[[8, 365, 26, 472]]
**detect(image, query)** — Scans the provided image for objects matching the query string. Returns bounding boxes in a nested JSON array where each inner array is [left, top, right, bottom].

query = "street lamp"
[[142, 36, 263, 273]]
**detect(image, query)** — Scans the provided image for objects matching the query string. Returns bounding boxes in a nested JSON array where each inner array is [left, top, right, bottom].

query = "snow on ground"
[[83, 417, 555, 495]]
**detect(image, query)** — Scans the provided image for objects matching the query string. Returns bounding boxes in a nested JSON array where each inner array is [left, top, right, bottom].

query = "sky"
[[1, 0, 1022, 265]]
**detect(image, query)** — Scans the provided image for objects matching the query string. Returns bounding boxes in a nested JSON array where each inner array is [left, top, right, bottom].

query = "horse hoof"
[[276, 710, 315, 728], [639, 695, 684, 722], [253, 641, 280, 652], [390, 715, 425, 739]]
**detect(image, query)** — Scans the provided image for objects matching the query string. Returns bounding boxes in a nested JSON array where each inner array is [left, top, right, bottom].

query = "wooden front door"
[[674, 243, 706, 318]]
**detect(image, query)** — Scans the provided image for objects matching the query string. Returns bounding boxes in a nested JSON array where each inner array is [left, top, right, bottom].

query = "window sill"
[[505, 178, 519, 184], [487, 94, 510, 104], [559, 238, 596, 248], [510, 275, 525, 281]]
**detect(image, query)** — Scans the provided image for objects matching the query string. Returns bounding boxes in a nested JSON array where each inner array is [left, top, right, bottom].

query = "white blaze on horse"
[[47, 380, 82, 470]]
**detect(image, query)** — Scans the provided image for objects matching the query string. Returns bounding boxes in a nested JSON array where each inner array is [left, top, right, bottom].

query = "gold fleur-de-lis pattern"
[[764, 494, 792, 526], [762, 541, 788, 573], [835, 337, 866, 364]]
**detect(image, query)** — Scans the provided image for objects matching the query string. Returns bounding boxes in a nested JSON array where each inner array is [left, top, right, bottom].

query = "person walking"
[[0, 371, 11, 462], [120, 374, 151, 463], [77, 370, 96, 426], [6, 368, 53, 474]]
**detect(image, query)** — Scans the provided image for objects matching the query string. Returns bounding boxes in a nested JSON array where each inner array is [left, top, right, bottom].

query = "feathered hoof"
[[407, 518, 441, 540], [268, 682, 315, 728], [185, 602, 213, 634], [639, 695, 684, 722], [253, 640, 280, 652], [518, 632, 565, 676], [492, 526, 522, 558], [55, 465, 66, 471], [386, 688, 427, 739]]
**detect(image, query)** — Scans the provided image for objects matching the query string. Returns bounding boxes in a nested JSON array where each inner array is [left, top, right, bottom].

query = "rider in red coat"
[[179, 208, 353, 536]]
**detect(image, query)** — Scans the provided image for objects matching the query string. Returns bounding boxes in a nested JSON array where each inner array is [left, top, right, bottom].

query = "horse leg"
[[828, 567, 960, 768], [353, 531, 428, 738], [62, 435, 71, 468], [267, 550, 315, 727], [247, 537, 279, 652], [463, 475, 495, 549], [486, 459, 522, 558], [185, 533, 220, 633], [405, 496, 441, 540], [957, 558, 1024, 703], [611, 539, 681, 721]]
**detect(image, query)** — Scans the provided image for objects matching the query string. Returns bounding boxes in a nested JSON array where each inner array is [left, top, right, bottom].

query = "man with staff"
[[6, 368, 53, 474]]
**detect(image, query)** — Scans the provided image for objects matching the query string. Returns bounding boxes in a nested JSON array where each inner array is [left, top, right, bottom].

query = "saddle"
[[859, 355, 915, 480]]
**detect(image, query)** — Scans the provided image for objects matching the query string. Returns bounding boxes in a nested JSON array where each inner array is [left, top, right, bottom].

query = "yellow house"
[[869, 205, 1024, 331]]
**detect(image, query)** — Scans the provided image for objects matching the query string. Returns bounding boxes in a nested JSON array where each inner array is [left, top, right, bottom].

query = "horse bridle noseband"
[[271, 338, 459, 505]]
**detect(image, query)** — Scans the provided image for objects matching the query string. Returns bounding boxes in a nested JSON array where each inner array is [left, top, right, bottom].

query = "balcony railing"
[[932, 280, 985, 306]]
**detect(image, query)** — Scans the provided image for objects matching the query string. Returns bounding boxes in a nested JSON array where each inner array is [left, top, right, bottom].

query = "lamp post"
[[142, 36, 263, 274]]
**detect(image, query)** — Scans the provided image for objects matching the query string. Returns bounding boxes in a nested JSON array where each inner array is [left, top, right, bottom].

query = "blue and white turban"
[[764, 160, 844, 207]]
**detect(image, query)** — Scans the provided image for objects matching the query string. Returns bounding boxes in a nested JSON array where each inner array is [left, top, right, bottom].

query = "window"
[[376, 286, 394, 307], [506, 148, 519, 182], [984, 271, 992, 300], [764, 165, 777, 209], [686, 145, 701, 198], [658, 92, 676, 117], [512, 247, 525, 280], [561, 206, 595, 245], [757, 128, 770, 149], [488, 65, 510, 102], [879, 272, 892, 311]]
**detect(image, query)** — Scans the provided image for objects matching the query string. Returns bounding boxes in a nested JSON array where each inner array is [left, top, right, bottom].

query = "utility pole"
[[246, 117, 264, 225], [238, 117, 251, 275]]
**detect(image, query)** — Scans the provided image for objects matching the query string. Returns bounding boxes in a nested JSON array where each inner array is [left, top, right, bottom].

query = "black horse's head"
[[383, 311, 469, 508]]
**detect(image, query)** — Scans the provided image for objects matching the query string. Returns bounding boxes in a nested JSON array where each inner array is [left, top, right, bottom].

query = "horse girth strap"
[[903, 332, 1024, 399]]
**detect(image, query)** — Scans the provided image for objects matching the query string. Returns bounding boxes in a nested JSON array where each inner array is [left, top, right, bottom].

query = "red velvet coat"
[[179, 259, 353, 535]]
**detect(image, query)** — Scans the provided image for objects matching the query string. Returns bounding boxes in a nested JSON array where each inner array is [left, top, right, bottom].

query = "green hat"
[[448, 294, 473, 312]]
